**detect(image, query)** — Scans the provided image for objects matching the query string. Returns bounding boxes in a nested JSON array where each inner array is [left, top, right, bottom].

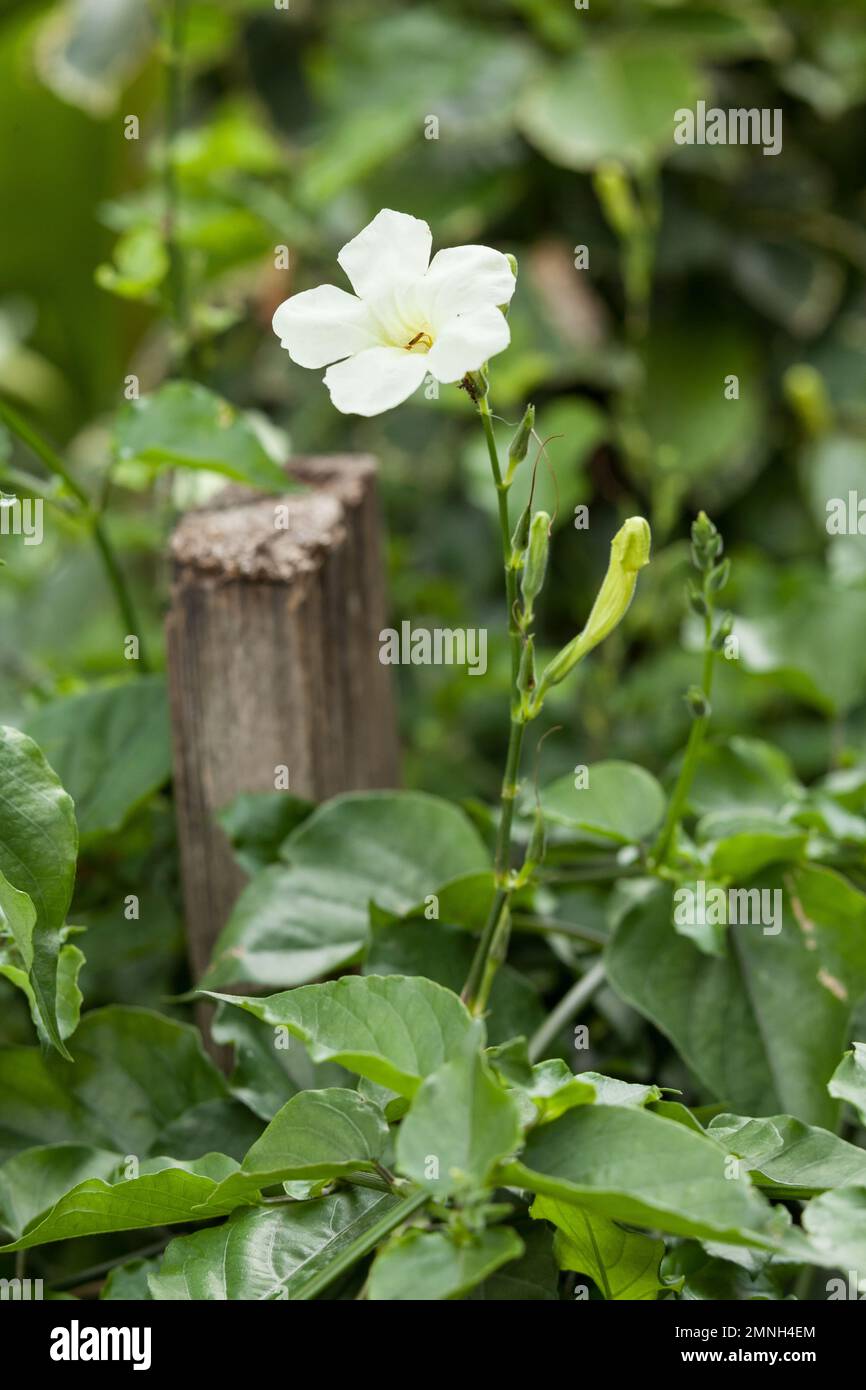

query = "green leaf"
[[515, 1060, 597, 1125], [1, 931, 85, 1044], [502, 1104, 775, 1246], [0, 1153, 240, 1252], [519, 41, 699, 171], [202, 792, 490, 990], [95, 225, 168, 301], [365, 919, 544, 1047], [205, 975, 482, 1099], [700, 814, 808, 878], [689, 738, 802, 819], [707, 1113, 866, 1198], [464, 1220, 558, 1301], [217, 792, 313, 875], [367, 1226, 523, 1302], [397, 1050, 522, 1198], [541, 761, 665, 843], [0, 726, 78, 1057], [828, 1042, 866, 1124], [0, 869, 36, 970], [0, 1006, 229, 1161], [114, 380, 290, 491], [101, 1257, 157, 1301], [606, 869, 866, 1126], [211, 1003, 349, 1123], [0, 1143, 121, 1239], [24, 678, 172, 844], [800, 1187, 866, 1278], [532, 1194, 666, 1300], [149, 1188, 397, 1300], [204, 1089, 388, 1209]]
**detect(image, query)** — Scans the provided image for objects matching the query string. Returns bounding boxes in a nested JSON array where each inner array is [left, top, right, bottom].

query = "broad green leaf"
[[541, 761, 665, 843], [0, 726, 78, 1057], [708, 1113, 866, 1197], [606, 869, 866, 1126], [519, 42, 699, 170], [95, 225, 168, 301], [211, 1003, 349, 1122], [689, 738, 801, 818], [364, 919, 544, 1046], [0, 1154, 239, 1252], [0, 1143, 121, 1239], [516, 1060, 597, 1125], [464, 1220, 558, 1301], [532, 1194, 666, 1300], [206, 975, 481, 1099], [641, 323, 765, 501], [0, 1006, 229, 1160], [661, 1240, 786, 1302], [699, 814, 808, 878], [828, 1042, 866, 1124], [502, 1104, 775, 1246], [204, 1089, 388, 1209], [1, 931, 84, 1044], [578, 1072, 664, 1109], [217, 792, 313, 875], [149, 1188, 397, 1300], [0, 869, 36, 972], [203, 792, 489, 989], [738, 582, 866, 717], [25, 678, 171, 844], [397, 1051, 522, 1198], [114, 380, 290, 491], [101, 1257, 157, 1301], [367, 1226, 523, 1302], [800, 1187, 866, 1277]]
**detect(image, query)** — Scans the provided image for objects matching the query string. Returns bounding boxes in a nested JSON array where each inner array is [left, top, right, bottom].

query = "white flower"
[[272, 209, 516, 416]]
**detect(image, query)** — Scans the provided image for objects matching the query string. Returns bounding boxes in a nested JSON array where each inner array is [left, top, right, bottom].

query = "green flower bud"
[[532, 516, 651, 708], [710, 612, 734, 651], [707, 558, 730, 593], [510, 501, 531, 561], [687, 582, 708, 617], [686, 685, 710, 719], [505, 403, 535, 484], [691, 511, 722, 570], [516, 635, 536, 699], [521, 511, 551, 617]]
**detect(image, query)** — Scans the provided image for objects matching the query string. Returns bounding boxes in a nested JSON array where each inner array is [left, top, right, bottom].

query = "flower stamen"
[[404, 330, 433, 353]]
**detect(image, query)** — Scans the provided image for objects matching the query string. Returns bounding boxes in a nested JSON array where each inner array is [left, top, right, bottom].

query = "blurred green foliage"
[[1, 0, 865, 930]]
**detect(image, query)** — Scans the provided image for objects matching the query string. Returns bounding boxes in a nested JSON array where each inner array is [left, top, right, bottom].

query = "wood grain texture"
[[166, 455, 400, 984]]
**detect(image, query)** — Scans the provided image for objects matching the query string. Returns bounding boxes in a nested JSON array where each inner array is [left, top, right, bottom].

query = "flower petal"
[[323, 347, 430, 416], [337, 210, 432, 301], [419, 245, 516, 329], [272, 285, 379, 368], [427, 305, 511, 383]]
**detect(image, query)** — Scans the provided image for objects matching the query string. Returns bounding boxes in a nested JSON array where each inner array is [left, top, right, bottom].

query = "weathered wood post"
[[166, 454, 400, 986]]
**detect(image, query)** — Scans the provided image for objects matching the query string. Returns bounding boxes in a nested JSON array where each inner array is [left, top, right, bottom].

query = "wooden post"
[[166, 454, 400, 985]]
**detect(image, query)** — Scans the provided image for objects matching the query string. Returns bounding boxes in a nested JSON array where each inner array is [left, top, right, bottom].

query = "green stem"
[[163, 0, 193, 372], [528, 959, 607, 1064], [294, 1189, 428, 1301], [462, 394, 526, 1014], [650, 622, 714, 867], [0, 399, 149, 668]]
